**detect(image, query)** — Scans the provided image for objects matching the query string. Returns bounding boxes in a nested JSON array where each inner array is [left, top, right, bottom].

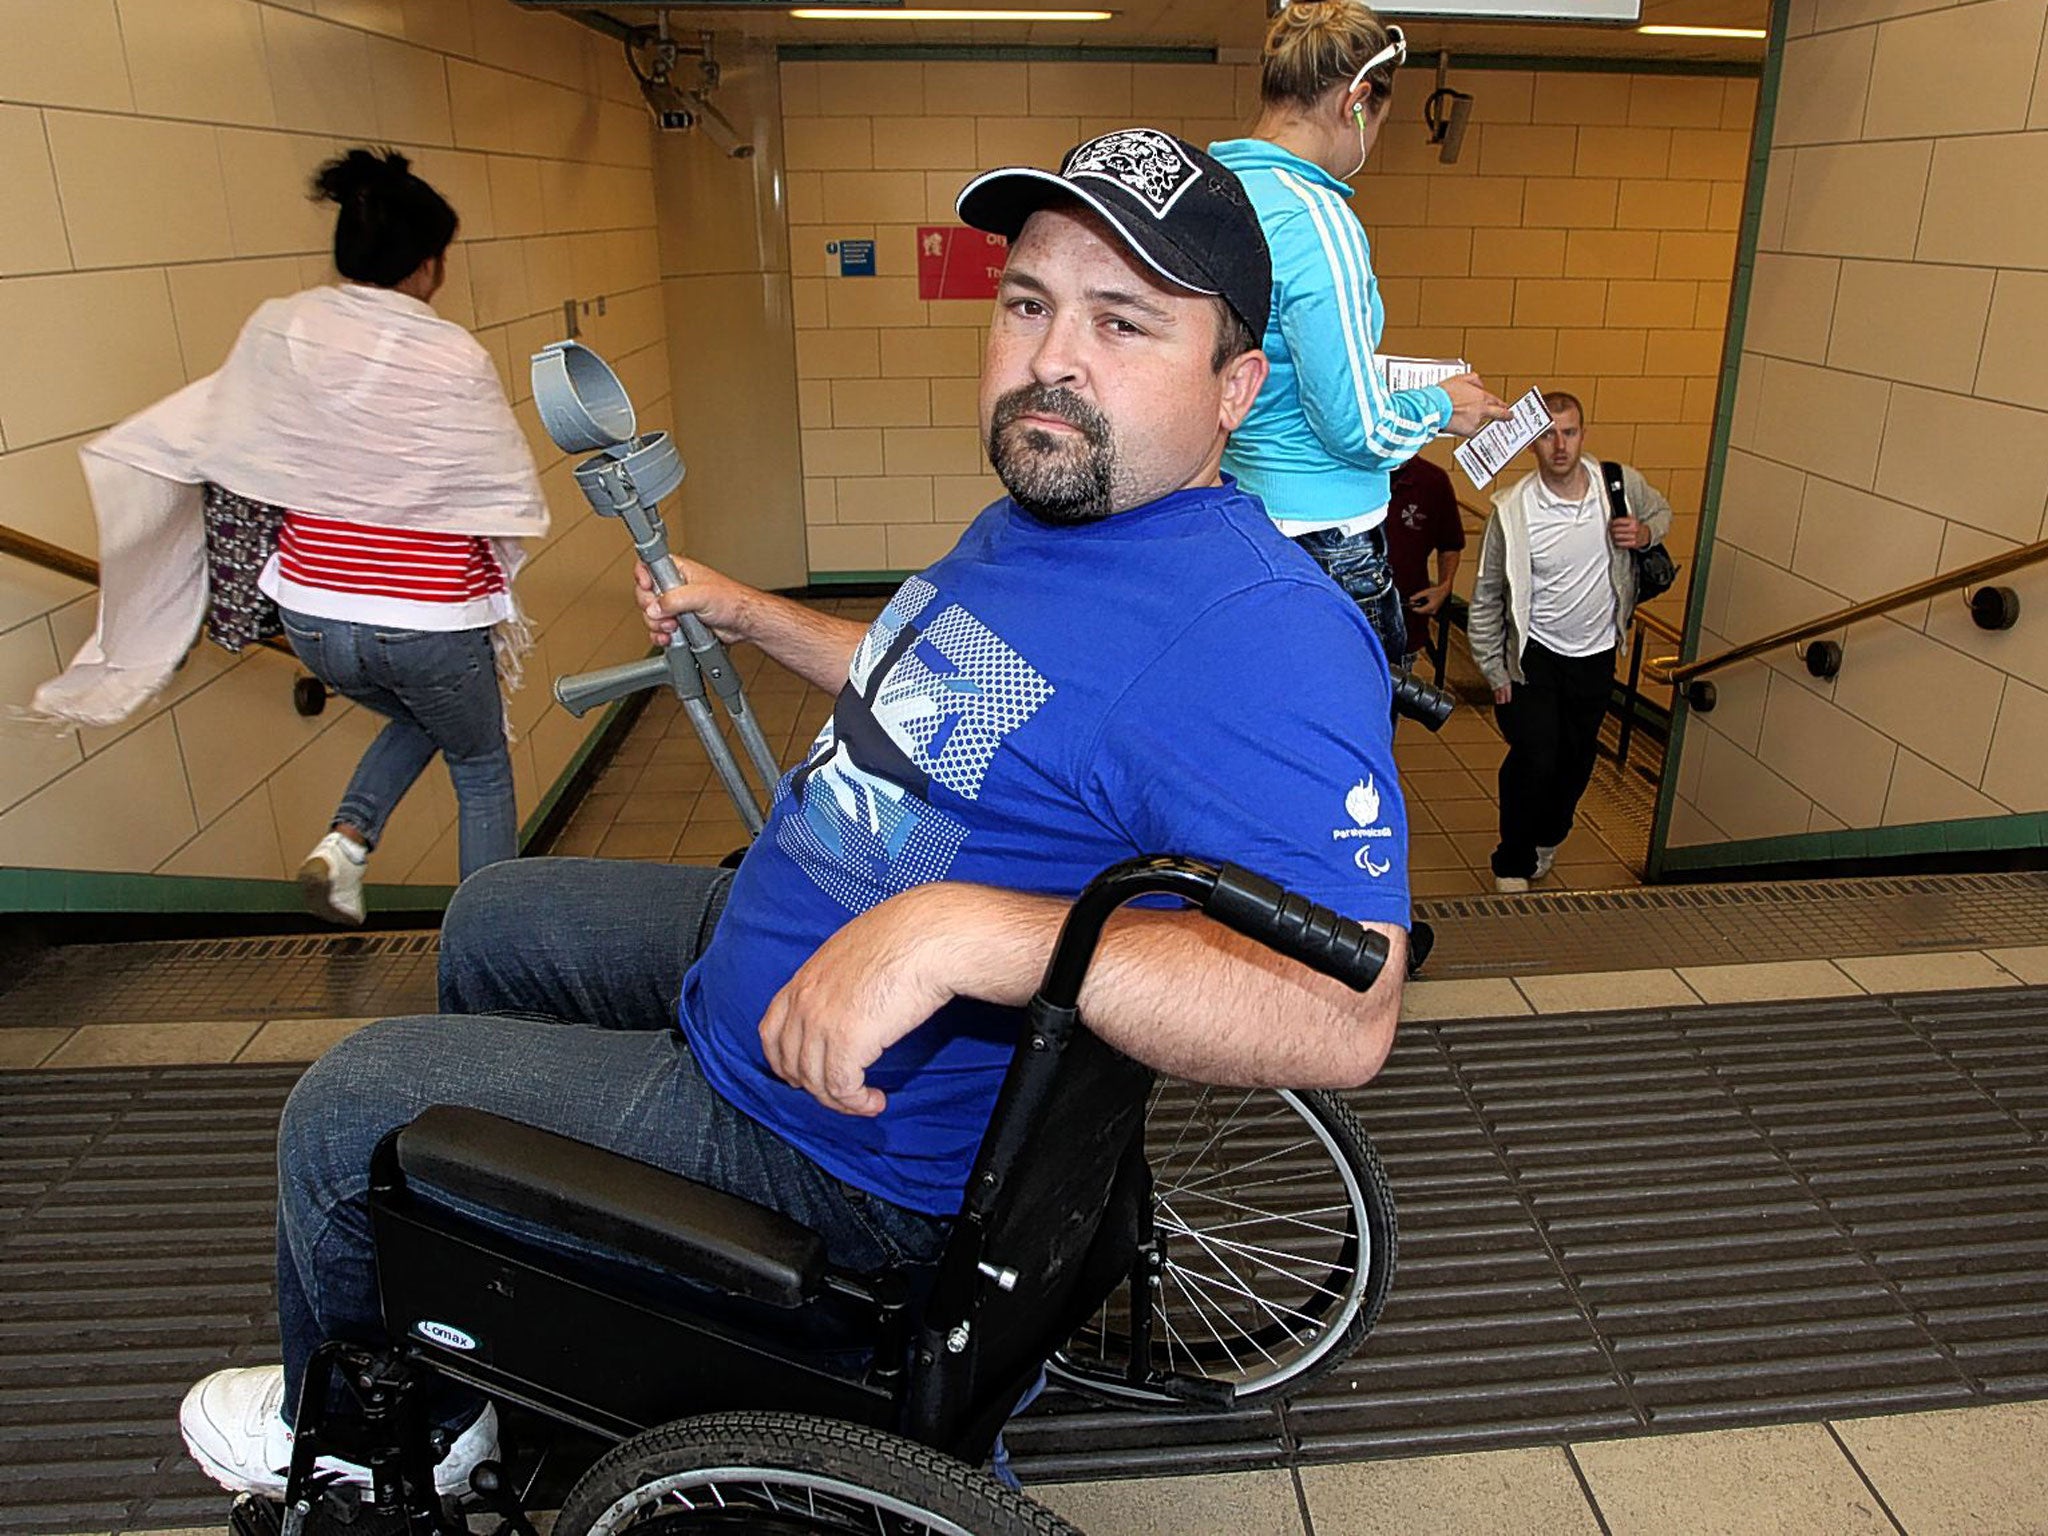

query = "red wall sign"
[[917, 226, 1008, 301]]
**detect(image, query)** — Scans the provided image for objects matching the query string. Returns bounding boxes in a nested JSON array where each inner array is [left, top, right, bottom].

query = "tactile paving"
[[4, 987, 2044, 1529]]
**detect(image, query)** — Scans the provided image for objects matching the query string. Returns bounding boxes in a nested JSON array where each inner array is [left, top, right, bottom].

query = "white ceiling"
[[555, 0, 1769, 62]]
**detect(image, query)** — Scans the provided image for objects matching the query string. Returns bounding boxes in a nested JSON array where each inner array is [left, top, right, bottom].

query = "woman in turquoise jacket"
[[1213, 0, 1507, 671]]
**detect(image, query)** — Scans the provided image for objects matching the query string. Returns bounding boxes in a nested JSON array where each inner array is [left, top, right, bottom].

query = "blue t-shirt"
[[679, 482, 1409, 1215]]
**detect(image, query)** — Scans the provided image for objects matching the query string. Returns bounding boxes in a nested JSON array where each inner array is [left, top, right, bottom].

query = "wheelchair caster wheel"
[[294, 675, 327, 716]]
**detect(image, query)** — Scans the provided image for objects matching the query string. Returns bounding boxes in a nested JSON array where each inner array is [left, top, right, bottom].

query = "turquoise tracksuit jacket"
[[1210, 139, 1453, 528]]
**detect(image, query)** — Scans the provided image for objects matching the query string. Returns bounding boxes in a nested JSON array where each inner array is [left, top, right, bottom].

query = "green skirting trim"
[[1658, 811, 2048, 877], [518, 690, 639, 848], [807, 569, 914, 585], [0, 866, 454, 916]]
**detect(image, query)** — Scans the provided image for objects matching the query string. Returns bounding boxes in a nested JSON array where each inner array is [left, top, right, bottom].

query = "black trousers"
[[1491, 640, 1615, 879]]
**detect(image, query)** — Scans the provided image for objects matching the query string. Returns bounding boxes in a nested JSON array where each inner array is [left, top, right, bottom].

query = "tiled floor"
[[81, 1402, 2048, 1536], [1031, 1400, 2048, 1535], [7, 946, 2047, 1071], [12, 984, 2045, 1534], [4, 946, 2048, 1073], [110, 1402, 2042, 1536]]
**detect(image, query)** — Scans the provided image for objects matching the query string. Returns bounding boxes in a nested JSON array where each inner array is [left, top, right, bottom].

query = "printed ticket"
[[1375, 354, 1469, 393], [1453, 388, 1554, 491]]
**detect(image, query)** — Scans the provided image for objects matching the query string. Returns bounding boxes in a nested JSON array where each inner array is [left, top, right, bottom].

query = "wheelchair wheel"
[[1047, 1085, 1395, 1408], [555, 1411, 1081, 1536]]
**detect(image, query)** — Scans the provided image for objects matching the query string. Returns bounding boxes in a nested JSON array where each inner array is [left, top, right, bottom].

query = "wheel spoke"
[[1164, 1262, 1256, 1375], [1150, 1088, 1261, 1187], [1158, 1209, 1358, 1303], [1159, 1135, 1330, 1199], [1166, 1250, 1339, 1330], [1156, 1189, 1358, 1240], [1051, 1087, 1392, 1407]]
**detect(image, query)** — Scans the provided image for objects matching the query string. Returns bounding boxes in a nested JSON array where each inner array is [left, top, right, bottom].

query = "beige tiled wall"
[[1669, 0, 2048, 847], [0, 0, 667, 885], [781, 59, 1756, 588]]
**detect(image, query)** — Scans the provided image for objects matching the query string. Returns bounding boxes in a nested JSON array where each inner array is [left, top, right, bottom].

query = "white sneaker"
[[1532, 845, 1558, 880], [1494, 875, 1531, 893], [179, 1364, 499, 1499], [299, 831, 368, 926]]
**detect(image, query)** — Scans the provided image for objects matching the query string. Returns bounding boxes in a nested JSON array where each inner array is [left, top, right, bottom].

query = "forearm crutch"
[[532, 341, 780, 833]]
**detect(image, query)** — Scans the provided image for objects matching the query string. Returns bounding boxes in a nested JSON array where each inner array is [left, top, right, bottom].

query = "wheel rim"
[[1057, 1085, 1372, 1400], [587, 1465, 986, 1536]]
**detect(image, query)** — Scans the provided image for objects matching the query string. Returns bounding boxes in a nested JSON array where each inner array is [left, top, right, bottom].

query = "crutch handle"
[[553, 655, 671, 718]]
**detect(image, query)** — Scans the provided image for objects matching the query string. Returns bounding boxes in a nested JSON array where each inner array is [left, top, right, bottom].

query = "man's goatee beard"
[[986, 384, 1117, 526]]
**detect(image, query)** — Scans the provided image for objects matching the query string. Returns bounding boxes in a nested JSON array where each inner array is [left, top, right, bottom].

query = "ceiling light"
[[791, 8, 1114, 18], [1636, 23, 1767, 37]]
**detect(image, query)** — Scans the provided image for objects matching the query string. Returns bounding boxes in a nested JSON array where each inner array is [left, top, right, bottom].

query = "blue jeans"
[[274, 857, 949, 1425], [1289, 522, 1405, 674], [278, 610, 516, 879]]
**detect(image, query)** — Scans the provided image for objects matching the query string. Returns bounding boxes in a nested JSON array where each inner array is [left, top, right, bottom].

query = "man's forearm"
[[917, 883, 1403, 1091], [731, 587, 865, 692]]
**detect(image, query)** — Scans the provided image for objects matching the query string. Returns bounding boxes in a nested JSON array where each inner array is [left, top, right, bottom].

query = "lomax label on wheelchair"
[[414, 1320, 479, 1352]]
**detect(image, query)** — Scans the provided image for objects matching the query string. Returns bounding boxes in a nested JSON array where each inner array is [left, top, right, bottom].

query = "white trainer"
[[179, 1364, 499, 1499], [1494, 875, 1531, 894], [298, 831, 368, 926], [1532, 845, 1558, 880]]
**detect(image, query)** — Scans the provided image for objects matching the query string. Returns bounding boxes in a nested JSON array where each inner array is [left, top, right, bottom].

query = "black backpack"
[[1599, 460, 1678, 603]]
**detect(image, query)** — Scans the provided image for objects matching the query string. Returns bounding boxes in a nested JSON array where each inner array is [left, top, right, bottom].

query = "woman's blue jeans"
[[273, 858, 949, 1425], [1289, 522, 1406, 673], [278, 609, 516, 879]]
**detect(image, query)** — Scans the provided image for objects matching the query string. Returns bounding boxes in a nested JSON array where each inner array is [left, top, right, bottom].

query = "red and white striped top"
[[259, 511, 514, 631]]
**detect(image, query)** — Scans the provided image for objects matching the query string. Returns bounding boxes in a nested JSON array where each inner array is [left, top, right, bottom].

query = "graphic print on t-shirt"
[[776, 576, 1055, 913]]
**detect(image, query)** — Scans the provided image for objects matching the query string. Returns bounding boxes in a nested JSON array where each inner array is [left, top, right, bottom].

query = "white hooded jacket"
[[32, 284, 550, 727]]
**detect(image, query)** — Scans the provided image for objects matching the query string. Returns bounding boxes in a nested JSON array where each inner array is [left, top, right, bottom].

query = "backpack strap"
[[1598, 460, 1629, 521]]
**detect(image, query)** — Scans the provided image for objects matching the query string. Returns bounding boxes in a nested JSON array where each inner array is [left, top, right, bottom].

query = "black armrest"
[[393, 1106, 826, 1308]]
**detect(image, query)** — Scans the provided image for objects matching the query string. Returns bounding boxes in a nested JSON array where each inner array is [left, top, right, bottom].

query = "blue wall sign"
[[827, 238, 877, 277]]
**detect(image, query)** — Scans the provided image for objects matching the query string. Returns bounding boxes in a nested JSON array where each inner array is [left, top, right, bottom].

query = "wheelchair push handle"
[[1035, 855, 1388, 1014], [1205, 862, 1388, 993]]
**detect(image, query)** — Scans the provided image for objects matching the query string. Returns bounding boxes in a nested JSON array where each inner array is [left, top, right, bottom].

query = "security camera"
[[1423, 52, 1474, 167], [1426, 88, 1474, 165], [640, 72, 692, 125], [686, 90, 754, 160], [627, 30, 752, 158]]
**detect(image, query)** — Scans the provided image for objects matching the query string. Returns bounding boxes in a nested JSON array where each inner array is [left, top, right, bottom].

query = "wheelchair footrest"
[[394, 1106, 827, 1308]]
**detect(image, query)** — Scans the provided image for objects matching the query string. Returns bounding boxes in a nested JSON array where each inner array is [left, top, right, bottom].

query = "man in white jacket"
[[1466, 393, 1672, 893]]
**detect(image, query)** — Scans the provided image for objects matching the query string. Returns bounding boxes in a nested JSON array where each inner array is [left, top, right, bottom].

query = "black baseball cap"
[[956, 127, 1273, 342]]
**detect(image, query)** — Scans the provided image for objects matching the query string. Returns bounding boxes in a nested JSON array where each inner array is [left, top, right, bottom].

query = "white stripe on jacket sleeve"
[[1271, 168, 1449, 468]]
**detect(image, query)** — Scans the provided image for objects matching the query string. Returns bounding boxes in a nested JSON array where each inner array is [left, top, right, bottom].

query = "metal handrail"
[[0, 523, 98, 585], [1634, 604, 1683, 645], [1647, 537, 2048, 687], [1, 520, 302, 662]]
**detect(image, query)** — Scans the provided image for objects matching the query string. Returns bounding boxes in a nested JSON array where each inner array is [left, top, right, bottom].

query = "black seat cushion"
[[394, 1106, 827, 1308]]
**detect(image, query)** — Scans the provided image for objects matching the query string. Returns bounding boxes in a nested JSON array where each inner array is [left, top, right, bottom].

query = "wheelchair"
[[235, 856, 1397, 1536]]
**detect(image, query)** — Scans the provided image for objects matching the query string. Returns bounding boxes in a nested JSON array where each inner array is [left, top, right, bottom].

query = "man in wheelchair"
[[178, 128, 1412, 1520]]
